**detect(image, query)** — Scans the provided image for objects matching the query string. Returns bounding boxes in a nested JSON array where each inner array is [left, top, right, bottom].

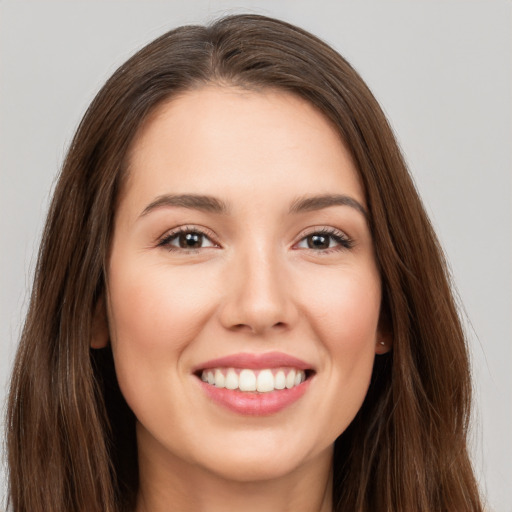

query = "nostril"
[[230, 321, 288, 334], [231, 323, 251, 332]]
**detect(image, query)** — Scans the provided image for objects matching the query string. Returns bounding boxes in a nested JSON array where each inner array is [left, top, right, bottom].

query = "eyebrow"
[[139, 192, 368, 220], [289, 194, 368, 220], [140, 194, 229, 217]]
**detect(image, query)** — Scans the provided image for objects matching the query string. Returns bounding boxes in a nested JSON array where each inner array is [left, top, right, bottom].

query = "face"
[[101, 86, 388, 484]]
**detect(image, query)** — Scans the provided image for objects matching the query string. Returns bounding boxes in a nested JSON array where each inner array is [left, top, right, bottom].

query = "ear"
[[91, 295, 109, 349], [375, 332, 393, 355], [375, 313, 393, 355]]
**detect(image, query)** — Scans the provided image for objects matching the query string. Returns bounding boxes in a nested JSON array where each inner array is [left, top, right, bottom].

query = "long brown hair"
[[6, 14, 483, 511]]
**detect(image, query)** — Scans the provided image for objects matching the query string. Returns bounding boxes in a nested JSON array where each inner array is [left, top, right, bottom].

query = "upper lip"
[[193, 351, 313, 372]]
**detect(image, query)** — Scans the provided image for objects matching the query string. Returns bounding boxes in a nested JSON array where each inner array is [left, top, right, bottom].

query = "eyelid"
[[156, 225, 220, 250], [292, 226, 354, 251]]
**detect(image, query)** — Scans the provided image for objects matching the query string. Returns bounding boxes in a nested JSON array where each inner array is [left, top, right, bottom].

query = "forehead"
[[122, 85, 365, 214]]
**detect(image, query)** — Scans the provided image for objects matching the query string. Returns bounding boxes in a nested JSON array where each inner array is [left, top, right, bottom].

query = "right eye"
[[158, 228, 218, 252]]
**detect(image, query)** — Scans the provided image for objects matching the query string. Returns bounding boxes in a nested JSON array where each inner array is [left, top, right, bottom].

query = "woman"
[[6, 14, 483, 512]]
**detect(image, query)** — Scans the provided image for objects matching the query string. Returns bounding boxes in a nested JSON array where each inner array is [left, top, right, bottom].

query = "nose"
[[218, 246, 298, 335]]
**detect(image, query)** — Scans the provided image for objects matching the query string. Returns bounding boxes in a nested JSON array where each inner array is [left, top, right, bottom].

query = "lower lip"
[[198, 378, 311, 416]]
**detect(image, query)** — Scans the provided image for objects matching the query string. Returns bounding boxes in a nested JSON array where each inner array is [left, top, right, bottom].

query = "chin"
[[193, 434, 331, 484], [201, 453, 308, 483]]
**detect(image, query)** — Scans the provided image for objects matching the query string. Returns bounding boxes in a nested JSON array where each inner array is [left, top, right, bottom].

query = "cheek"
[[306, 265, 382, 349], [105, 257, 220, 408], [108, 260, 217, 351], [301, 266, 381, 428], [105, 256, 224, 432]]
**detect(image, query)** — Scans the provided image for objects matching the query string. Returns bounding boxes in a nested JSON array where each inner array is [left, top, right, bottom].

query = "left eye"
[[296, 231, 352, 250], [159, 230, 216, 250]]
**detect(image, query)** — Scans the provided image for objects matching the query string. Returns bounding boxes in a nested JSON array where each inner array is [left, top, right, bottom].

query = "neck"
[[135, 426, 333, 512]]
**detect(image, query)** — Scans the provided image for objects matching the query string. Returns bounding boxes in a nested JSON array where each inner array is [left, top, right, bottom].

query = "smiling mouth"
[[196, 367, 314, 393]]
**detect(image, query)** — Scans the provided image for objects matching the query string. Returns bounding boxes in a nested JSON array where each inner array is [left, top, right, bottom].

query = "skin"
[[94, 86, 390, 512]]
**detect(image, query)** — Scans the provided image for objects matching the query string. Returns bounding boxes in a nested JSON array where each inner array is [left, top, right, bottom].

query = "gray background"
[[0, 1, 510, 510]]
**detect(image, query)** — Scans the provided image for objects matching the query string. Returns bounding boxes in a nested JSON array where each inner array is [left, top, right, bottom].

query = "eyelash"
[[157, 226, 219, 253], [156, 226, 354, 253], [295, 228, 354, 253]]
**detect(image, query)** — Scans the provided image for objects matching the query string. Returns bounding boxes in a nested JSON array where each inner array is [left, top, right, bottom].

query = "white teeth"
[[225, 368, 238, 390], [274, 370, 286, 390], [214, 369, 225, 388], [256, 369, 274, 393], [286, 369, 296, 389], [200, 368, 307, 392], [239, 369, 257, 391]]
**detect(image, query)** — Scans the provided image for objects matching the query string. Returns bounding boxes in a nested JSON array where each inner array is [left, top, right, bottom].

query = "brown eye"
[[296, 230, 353, 251], [158, 229, 217, 251], [307, 234, 330, 249], [178, 232, 203, 248]]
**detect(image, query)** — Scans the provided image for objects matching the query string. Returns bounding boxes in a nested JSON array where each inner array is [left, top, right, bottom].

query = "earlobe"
[[91, 295, 109, 349], [375, 316, 393, 354], [375, 336, 392, 355], [375, 323, 393, 354], [376, 304, 393, 354]]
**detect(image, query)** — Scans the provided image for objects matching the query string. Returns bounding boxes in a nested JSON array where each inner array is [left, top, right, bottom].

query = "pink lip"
[[198, 379, 312, 416], [193, 351, 314, 416], [193, 351, 313, 372]]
